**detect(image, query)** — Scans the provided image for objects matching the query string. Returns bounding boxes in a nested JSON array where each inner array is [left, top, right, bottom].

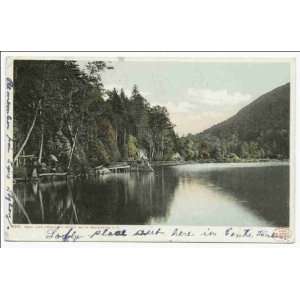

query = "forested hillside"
[[13, 60, 178, 173], [177, 83, 290, 161], [13, 60, 290, 174]]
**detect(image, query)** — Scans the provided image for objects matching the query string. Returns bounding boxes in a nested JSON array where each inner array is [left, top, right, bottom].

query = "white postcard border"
[[2, 53, 296, 243]]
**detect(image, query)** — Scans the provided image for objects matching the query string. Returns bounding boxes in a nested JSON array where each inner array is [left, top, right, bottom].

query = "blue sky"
[[97, 59, 290, 135]]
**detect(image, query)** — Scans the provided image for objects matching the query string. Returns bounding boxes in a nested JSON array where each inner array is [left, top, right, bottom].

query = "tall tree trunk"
[[67, 124, 75, 144], [124, 128, 129, 160], [161, 135, 164, 159], [38, 125, 44, 164], [37, 63, 47, 164], [151, 147, 155, 161], [67, 127, 79, 170], [13, 101, 40, 163]]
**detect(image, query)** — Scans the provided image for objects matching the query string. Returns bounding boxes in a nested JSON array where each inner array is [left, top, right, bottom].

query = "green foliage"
[[96, 118, 121, 162], [14, 60, 288, 173], [87, 140, 110, 167], [128, 135, 139, 160], [14, 61, 178, 172], [200, 83, 290, 160], [177, 84, 290, 162]]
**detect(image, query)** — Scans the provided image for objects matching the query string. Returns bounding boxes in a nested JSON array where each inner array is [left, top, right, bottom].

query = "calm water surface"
[[13, 162, 289, 226]]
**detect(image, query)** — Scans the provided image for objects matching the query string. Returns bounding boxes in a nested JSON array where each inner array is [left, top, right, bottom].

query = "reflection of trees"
[[14, 181, 79, 224], [14, 165, 289, 227], [13, 168, 179, 225], [199, 166, 289, 227], [75, 168, 179, 224]]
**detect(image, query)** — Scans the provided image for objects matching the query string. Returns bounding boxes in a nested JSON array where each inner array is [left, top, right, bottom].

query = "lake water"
[[13, 162, 290, 227]]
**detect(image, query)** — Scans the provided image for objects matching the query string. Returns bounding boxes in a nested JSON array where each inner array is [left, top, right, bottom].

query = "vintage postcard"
[[3, 55, 295, 242]]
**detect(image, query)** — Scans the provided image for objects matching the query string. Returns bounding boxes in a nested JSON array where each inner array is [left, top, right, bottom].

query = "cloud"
[[102, 85, 253, 135], [154, 88, 253, 115], [162, 101, 197, 114], [187, 88, 252, 107], [154, 88, 253, 135], [170, 111, 232, 136]]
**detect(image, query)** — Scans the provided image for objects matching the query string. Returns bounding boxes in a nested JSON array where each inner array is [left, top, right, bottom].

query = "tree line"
[[13, 60, 288, 176], [177, 131, 288, 162], [13, 60, 178, 174]]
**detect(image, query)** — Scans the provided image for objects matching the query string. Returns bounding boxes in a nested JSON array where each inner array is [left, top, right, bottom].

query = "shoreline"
[[14, 159, 289, 183], [151, 158, 289, 167]]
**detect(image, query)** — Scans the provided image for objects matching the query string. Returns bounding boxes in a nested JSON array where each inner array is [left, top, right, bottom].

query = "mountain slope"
[[200, 83, 290, 158]]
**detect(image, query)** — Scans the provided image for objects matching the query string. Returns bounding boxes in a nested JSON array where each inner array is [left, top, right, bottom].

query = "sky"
[[93, 59, 290, 136]]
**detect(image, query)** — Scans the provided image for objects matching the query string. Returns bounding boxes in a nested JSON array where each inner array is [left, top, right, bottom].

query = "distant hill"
[[199, 83, 290, 159]]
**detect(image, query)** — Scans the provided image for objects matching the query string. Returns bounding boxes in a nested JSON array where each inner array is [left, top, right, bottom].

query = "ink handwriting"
[[5, 187, 14, 227], [225, 227, 253, 238], [89, 228, 127, 239], [134, 228, 164, 236], [6, 77, 13, 130], [46, 227, 82, 242]]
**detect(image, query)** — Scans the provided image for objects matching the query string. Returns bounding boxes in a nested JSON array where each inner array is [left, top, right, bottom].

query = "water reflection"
[[14, 169, 178, 225], [168, 162, 289, 226], [14, 180, 79, 224], [13, 162, 289, 226]]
